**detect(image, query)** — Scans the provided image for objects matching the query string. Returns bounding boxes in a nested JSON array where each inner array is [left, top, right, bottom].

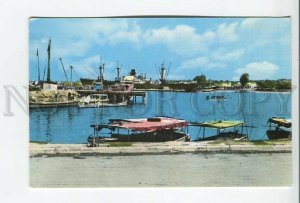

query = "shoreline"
[[29, 89, 291, 107], [30, 140, 292, 157], [137, 89, 291, 93], [29, 88, 292, 93]]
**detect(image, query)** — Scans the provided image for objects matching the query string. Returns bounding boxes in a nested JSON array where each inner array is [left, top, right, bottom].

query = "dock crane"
[[59, 57, 69, 82]]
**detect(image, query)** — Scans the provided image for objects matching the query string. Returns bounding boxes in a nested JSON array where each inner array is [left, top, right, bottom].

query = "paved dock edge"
[[30, 142, 292, 157]]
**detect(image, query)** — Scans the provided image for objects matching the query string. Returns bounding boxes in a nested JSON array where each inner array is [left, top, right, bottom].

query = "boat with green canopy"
[[190, 120, 249, 141], [266, 117, 291, 140]]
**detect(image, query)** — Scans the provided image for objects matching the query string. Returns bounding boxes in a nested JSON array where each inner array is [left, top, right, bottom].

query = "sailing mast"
[[70, 65, 74, 87], [36, 49, 40, 82], [43, 65, 46, 81], [46, 38, 51, 82]]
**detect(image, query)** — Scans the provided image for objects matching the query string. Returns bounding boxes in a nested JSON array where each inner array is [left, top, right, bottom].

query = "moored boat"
[[87, 117, 190, 146], [190, 120, 248, 141], [206, 95, 228, 101], [78, 93, 127, 108], [266, 117, 291, 140]]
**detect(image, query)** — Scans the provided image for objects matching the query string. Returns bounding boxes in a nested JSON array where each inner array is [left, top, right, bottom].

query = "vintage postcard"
[[29, 17, 292, 187]]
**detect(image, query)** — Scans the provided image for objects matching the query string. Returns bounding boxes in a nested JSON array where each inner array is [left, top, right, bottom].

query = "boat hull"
[[78, 101, 127, 108], [111, 130, 189, 142], [267, 130, 291, 140], [29, 101, 78, 108], [197, 132, 247, 141]]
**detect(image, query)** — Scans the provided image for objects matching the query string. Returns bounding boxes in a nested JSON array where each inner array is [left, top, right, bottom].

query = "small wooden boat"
[[78, 93, 127, 108], [266, 117, 291, 140], [190, 120, 248, 141], [206, 95, 228, 101], [87, 117, 190, 146]]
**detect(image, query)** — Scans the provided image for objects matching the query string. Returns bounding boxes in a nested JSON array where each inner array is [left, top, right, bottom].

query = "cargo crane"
[[68, 65, 79, 89], [59, 57, 69, 82]]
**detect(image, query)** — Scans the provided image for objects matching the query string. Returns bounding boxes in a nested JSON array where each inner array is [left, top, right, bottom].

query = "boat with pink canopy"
[[88, 117, 190, 146]]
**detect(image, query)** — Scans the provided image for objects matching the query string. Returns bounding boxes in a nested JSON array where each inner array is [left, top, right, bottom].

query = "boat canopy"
[[108, 117, 189, 132], [268, 117, 291, 128], [191, 120, 244, 129]]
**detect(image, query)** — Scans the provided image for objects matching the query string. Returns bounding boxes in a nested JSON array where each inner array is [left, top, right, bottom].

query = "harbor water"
[[30, 91, 291, 144]]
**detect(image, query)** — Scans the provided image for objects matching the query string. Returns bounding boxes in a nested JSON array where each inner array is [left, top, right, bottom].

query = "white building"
[[245, 82, 257, 89]]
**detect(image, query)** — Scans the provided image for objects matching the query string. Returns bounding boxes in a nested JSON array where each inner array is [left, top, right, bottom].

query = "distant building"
[[245, 82, 257, 89], [232, 82, 257, 89], [220, 82, 232, 89], [232, 82, 241, 89], [153, 80, 161, 85]]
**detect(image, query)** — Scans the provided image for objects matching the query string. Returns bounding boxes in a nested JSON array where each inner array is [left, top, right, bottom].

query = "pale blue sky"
[[29, 17, 291, 82]]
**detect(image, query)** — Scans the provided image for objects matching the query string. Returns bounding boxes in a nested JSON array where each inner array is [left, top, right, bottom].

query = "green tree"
[[275, 80, 291, 90], [193, 74, 207, 87], [240, 73, 249, 88], [256, 80, 274, 89]]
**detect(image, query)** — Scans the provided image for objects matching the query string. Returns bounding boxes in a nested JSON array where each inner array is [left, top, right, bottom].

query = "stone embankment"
[[30, 140, 292, 157], [29, 90, 79, 103], [29, 90, 79, 107]]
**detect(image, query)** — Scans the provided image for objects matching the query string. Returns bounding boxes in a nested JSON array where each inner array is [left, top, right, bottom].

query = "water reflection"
[[44, 108, 54, 143]]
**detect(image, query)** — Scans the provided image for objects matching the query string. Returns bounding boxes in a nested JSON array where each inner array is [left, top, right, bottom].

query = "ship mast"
[[70, 65, 74, 87], [116, 61, 121, 82], [46, 38, 51, 82], [99, 60, 104, 84], [36, 49, 40, 82], [160, 62, 166, 85], [117, 67, 121, 79]]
